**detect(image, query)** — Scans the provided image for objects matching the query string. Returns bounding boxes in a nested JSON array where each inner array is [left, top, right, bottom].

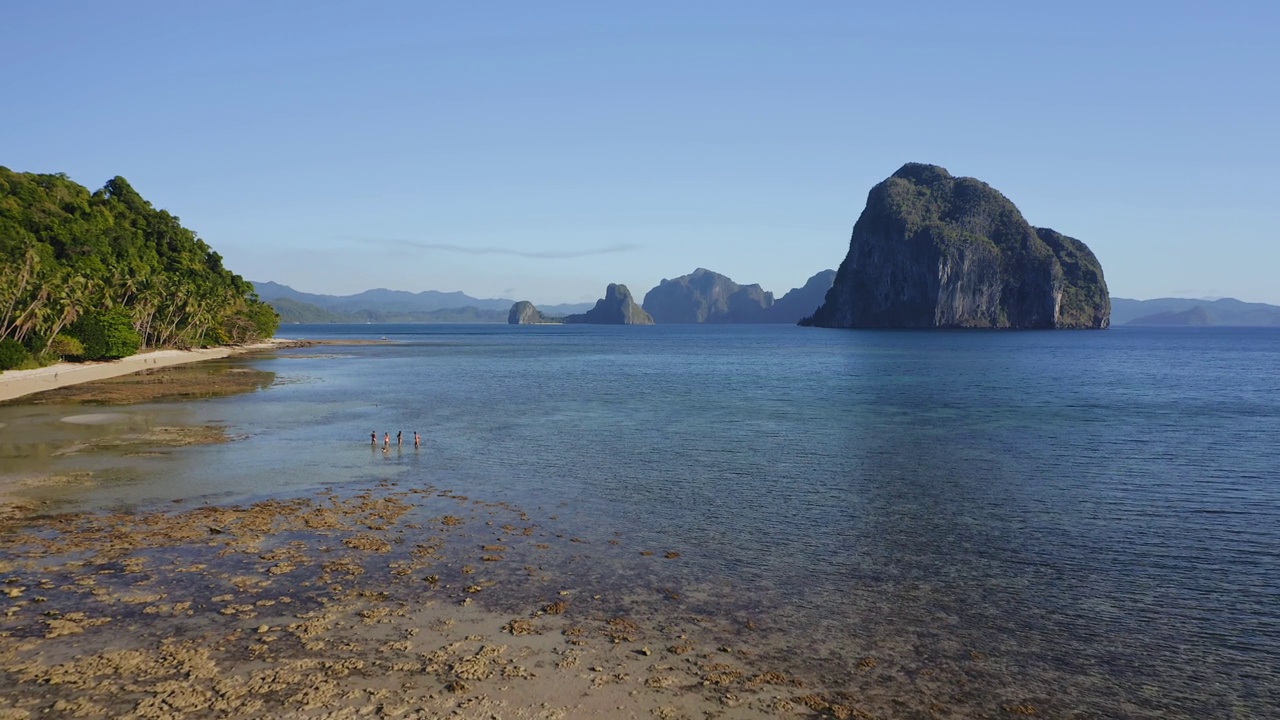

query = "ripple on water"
[[60, 413, 132, 425]]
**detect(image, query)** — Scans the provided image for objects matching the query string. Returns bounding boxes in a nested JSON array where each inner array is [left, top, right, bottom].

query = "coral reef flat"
[[0, 484, 918, 719]]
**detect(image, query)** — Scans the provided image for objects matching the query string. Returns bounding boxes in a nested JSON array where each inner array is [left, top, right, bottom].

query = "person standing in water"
[[397, 431, 402, 446], [413, 431, 420, 448], [371, 431, 377, 445], [383, 433, 390, 449]]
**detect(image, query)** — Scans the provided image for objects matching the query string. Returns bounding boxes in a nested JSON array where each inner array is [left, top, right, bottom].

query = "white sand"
[[0, 340, 287, 403]]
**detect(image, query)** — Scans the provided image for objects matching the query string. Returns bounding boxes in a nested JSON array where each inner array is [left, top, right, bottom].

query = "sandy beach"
[[0, 342, 291, 404]]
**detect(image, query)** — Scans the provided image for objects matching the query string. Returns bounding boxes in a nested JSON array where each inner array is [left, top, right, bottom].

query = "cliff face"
[[563, 284, 654, 325], [763, 270, 837, 324], [508, 301, 548, 325], [641, 268, 774, 323], [804, 163, 1109, 329]]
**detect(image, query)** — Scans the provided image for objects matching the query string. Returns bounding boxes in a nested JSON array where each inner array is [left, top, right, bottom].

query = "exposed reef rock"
[[642, 269, 774, 323], [563, 284, 654, 325], [508, 301, 557, 325], [803, 163, 1110, 329]]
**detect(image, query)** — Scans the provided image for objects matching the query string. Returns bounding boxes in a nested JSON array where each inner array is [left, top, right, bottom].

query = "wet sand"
[[0, 343, 293, 404], [8, 364, 277, 407]]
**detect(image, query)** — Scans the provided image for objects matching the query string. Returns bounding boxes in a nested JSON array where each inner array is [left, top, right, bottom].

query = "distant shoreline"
[[0, 340, 299, 404]]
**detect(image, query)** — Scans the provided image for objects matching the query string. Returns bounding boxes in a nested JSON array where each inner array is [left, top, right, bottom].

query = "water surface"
[[2, 324, 1276, 717]]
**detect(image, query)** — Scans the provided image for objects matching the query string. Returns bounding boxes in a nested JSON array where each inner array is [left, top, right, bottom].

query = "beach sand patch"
[[14, 365, 276, 406]]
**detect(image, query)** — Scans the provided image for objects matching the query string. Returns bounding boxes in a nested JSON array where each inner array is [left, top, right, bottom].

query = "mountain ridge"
[[252, 281, 593, 323], [255, 283, 1280, 328], [1111, 297, 1280, 326]]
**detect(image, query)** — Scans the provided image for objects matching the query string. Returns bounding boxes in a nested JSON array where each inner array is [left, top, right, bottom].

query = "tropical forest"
[[0, 167, 278, 370]]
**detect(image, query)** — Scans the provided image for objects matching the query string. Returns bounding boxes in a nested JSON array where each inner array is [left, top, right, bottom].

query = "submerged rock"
[[564, 284, 654, 325], [804, 163, 1109, 329]]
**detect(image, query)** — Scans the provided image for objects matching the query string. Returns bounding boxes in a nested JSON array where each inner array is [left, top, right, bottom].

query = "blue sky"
[[4, 2, 1278, 304]]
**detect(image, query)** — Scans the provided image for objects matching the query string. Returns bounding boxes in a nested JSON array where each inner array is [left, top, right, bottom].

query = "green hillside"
[[0, 167, 277, 368]]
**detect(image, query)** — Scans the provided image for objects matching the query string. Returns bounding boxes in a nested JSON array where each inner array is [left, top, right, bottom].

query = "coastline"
[[0, 340, 295, 404]]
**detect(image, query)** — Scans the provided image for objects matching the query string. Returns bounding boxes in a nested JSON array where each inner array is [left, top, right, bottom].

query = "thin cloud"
[[338, 236, 641, 260]]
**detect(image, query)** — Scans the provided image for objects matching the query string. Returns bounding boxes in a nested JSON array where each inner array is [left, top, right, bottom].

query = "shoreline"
[[0, 340, 299, 404]]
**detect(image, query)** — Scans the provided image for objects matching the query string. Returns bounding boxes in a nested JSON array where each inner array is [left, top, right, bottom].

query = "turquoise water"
[[4, 324, 1278, 716]]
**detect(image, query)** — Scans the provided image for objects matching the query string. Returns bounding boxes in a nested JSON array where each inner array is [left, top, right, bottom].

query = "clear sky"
[[4, 2, 1278, 304]]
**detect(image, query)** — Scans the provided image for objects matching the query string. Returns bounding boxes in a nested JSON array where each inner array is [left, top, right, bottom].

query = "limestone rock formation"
[[804, 163, 1109, 329], [563, 284, 654, 325], [763, 270, 837, 324], [641, 269, 774, 323], [508, 301, 549, 325]]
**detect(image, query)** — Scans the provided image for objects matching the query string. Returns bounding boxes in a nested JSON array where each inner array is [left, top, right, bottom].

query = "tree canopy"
[[0, 167, 277, 361]]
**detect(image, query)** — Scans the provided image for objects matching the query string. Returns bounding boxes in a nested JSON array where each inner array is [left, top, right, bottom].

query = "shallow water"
[[2, 324, 1278, 717]]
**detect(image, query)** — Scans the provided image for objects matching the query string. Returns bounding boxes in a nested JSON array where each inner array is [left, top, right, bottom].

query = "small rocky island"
[[564, 284, 654, 325], [507, 301, 557, 325], [803, 163, 1110, 329]]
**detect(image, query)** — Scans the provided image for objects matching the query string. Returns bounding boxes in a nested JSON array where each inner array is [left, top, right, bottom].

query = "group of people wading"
[[372, 430, 419, 451]]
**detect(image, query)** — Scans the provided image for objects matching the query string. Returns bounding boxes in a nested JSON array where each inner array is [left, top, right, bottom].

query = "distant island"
[[1110, 297, 1280, 326], [508, 301, 561, 325], [804, 163, 1110, 329], [264, 270, 835, 326], [642, 269, 835, 324], [252, 281, 593, 324], [511, 284, 653, 325], [260, 275, 1280, 329]]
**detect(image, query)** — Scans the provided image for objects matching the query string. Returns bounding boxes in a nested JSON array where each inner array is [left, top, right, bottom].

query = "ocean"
[[4, 323, 1277, 717]]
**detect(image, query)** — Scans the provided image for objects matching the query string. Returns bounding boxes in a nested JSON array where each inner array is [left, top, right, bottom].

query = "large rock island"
[[563, 284, 654, 325], [642, 269, 772, 323], [803, 163, 1109, 329]]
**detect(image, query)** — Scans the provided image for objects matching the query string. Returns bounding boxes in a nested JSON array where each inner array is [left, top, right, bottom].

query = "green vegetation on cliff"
[[805, 163, 1110, 329], [0, 168, 277, 366]]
